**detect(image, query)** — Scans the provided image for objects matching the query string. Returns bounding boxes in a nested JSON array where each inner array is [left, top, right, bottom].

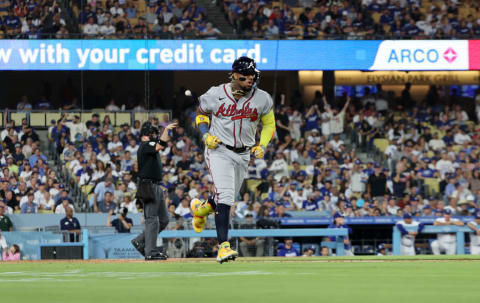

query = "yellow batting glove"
[[203, 133, 221, 149], [251, 145, 266, 159]]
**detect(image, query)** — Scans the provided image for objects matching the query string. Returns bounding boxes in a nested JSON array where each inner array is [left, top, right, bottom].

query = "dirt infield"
[[4, 256, 480, 264]]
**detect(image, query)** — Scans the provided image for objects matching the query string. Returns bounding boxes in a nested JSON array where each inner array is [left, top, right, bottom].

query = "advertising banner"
[[1, 40, 479, 71]]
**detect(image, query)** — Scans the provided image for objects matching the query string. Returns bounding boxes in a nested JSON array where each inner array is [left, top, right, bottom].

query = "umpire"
[[131, 120, 177, 260]]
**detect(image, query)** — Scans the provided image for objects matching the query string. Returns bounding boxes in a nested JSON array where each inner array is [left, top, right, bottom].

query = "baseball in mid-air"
[[185, 89, 192, 96]]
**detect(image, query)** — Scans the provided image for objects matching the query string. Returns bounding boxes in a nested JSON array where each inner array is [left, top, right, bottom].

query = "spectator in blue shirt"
[[92, 177, 115, 211], [277, 238, 300, 257], [97, 191, 117, 214], [20, 193, 38, 214], [79, 4, 96, 24], [29, 148, 47, 168], [379, 9, 393, 25], [60, 207, 81, 242], [107, 207, 133, 233], [302, 194, 319, 211], [367, 0, 383, 12], [3, 10, 21, 36]]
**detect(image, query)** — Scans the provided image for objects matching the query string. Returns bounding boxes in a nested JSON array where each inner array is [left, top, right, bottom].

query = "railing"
[[6, 109, 172, 128], [392, 225, 474, 255]]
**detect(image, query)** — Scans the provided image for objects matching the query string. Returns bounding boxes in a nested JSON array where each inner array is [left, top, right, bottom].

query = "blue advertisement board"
[[1, 40, 473, 71]]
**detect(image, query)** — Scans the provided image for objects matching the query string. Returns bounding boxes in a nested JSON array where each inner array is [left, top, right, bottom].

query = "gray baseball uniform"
[[199, 83, 273, 206]]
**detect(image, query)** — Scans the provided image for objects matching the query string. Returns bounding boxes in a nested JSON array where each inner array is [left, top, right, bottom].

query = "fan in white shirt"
[[55, 200, 75, 215], [83, 17, 99, 36], [125, 140, 139, 158], [39, 192, 55, 211], [97, 149, 111, 164], [120, 193, 138, 214], [428, 134, 445, 151], [175, 198, 191, 217], [110, 3, 124, 17], [100, 20, 116, 36], [435, 154, 454, 178], [269, 153, 289, 182], [107, 135, 123, 152], [453, 130, 471, 145]]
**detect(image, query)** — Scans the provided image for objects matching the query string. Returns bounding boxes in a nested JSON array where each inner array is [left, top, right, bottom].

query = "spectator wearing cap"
[[432, 209, 465, 255], [277, 238, 300, 257], [467, 213, 480, 255], [0, 203, 13, 231], [12, 143, 25, 164], [107, 207, 133, 233], [302, 246, 315, 257], [396, 213, 424, 256], [327, 212, 354, 256], [54, 186, 73, 207], [55, 198, 75, 215], [175, 197, 192, 219], [422, 205, 433, 216], [92, 177, 115, 212], [97, 191, 117, 214], [20, 193, 38, 214], [60, 206, 81, 242]]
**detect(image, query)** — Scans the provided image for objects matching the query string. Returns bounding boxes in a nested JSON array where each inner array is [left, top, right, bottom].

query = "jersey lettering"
[[214, 101, 259, 122]]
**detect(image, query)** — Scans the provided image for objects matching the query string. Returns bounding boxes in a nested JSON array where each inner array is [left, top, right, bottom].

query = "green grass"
[[2, 256, 480, 303]]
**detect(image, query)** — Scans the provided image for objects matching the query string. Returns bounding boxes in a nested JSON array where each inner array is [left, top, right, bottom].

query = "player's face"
[[233, 72, 255, 90]]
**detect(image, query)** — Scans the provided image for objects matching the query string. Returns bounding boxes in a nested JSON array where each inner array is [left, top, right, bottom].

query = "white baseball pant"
[[401, 245, 415, 256], [205, 145, 249, 206], [470, 245, 480, 255], [431, 240, 456, 255]]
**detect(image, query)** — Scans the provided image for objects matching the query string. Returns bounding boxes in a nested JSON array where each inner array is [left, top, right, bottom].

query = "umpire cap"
[[140, 122, 158, 137]]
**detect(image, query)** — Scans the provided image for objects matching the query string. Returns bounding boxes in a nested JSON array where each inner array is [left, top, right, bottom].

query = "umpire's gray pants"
[[133, 183, 169, 256]]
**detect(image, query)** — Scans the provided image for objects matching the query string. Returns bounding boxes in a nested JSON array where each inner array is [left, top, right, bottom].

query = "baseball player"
[[431, 209, 464, 255], [377, 243, 387, 256], [190, 57, 276, 263], [467, 213, 480, 255], [396, 213, 424, 256]]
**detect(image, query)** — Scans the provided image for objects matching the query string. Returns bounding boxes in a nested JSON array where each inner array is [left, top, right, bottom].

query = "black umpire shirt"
[[137, 141, 163, 181]]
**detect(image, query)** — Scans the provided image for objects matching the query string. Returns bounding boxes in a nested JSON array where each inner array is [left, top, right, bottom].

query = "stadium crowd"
[[0, 0, 221, 39], [0, 114, 75, 217], [224, 0, 480, 39], [1, 0, 480, 39], [2, 83, 471, 224]]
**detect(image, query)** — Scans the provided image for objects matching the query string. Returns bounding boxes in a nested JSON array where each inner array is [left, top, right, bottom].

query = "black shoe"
[[131, 240, 145, 257], [145, 252, 168, 261]]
